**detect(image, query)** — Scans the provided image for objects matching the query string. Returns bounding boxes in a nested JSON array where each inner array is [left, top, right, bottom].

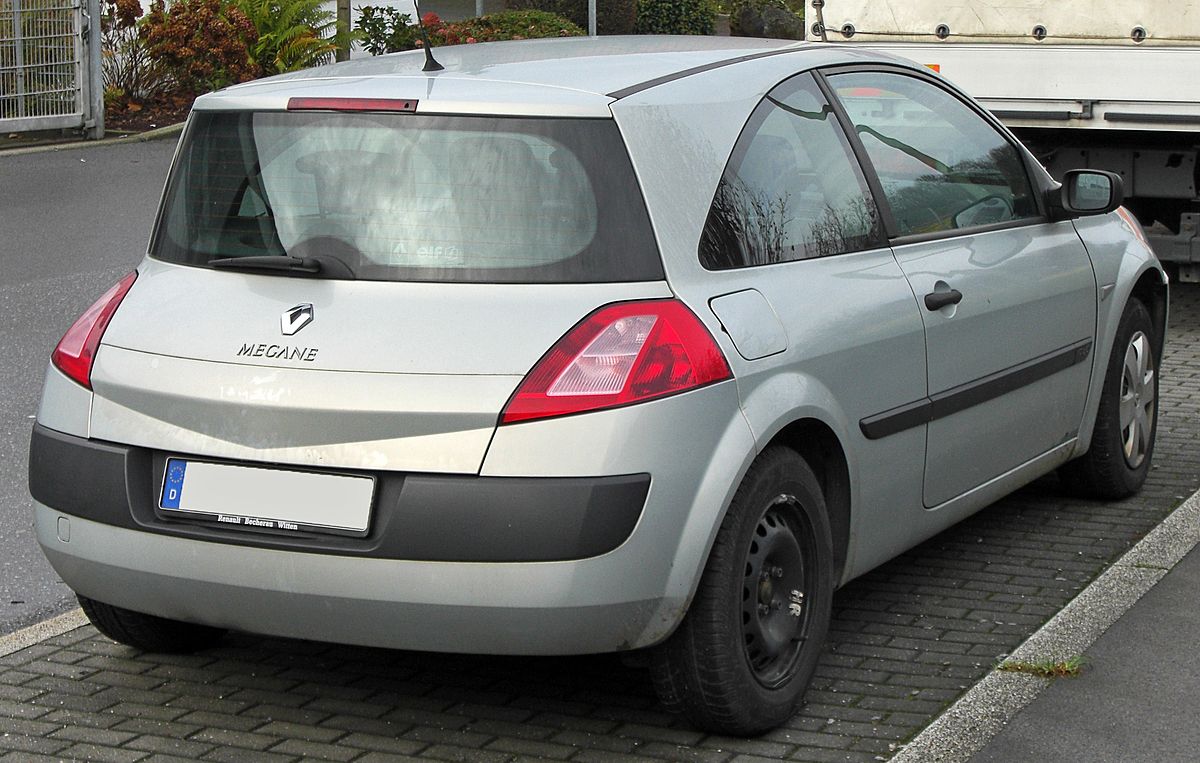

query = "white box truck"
[[807, 0, 1200, 279]]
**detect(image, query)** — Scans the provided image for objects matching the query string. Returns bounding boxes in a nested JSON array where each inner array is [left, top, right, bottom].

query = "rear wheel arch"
[[665, 413, 852, 641], [651, 445, 835, 733], [765, 418, 852, 585]]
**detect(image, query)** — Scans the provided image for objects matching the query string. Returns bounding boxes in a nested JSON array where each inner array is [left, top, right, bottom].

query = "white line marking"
[[0, 608, 88, 658]]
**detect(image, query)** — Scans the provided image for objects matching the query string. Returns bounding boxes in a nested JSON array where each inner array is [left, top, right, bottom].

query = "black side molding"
[[860, 339, 1093, 440]]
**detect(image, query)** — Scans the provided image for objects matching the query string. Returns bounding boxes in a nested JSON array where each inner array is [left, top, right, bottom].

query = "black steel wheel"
[[651, 447, 834, 736], [1060, 297, 1160, 499], [741, 495, 819, 688]]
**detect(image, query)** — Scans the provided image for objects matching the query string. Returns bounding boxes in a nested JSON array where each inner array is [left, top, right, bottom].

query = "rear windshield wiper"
[[208, 255, 321, 274]]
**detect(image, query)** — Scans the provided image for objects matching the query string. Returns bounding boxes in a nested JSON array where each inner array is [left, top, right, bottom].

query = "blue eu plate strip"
[[161, 459, 187, 509]]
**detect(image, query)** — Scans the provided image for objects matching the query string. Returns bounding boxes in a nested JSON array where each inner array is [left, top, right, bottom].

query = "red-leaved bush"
[[141, 0, 260, 97], [357, 7, 582, 53]]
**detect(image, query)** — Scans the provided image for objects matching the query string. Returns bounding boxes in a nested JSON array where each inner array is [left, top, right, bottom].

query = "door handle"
[[924, 288, 963, 311]]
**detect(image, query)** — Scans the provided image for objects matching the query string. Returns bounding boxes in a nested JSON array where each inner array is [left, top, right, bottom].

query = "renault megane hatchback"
[[29, 36, 1166, 734]]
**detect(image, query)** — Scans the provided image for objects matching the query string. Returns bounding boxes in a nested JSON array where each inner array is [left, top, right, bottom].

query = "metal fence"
[[0, 0, 101, 136]]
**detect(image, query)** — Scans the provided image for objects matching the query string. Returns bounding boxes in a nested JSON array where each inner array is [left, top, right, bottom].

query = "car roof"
[[195, 36, 812, 117]]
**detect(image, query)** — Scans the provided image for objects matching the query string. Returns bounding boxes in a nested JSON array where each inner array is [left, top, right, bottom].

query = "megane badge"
[[281, 303, 314, 336]]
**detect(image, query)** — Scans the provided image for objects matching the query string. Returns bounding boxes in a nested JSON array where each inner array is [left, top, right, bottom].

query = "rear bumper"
[[36, 504, 663, 655], [30, 424, 663, 654], [28, 424, 647, 563], [31, 379, 756, 654]]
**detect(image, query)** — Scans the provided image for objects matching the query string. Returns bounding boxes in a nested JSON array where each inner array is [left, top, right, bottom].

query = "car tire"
[[1059, 297, 1159, 499], [650, 446, 834, 736], [78, 595, 226, 653]]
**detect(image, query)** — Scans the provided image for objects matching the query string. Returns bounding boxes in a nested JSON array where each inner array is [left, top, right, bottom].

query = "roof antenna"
[[412, 0, 444, 72]]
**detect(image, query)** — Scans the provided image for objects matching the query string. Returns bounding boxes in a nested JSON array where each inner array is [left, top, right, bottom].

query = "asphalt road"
[[0, 139, 178, 635]]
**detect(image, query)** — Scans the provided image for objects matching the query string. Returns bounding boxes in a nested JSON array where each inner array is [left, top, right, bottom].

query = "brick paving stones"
[[2, 286, 1197, 762]]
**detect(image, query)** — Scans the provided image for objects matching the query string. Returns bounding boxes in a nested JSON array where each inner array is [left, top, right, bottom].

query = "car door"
[[825, 68, 1097, 508]]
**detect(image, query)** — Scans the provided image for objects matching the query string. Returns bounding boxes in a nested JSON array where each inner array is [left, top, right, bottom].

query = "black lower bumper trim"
[[28, 424, 648, 562]]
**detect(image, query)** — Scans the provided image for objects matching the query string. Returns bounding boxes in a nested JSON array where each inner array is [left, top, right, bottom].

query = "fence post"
[[88, 0, 103, 138], [13, 0, 25, 118]]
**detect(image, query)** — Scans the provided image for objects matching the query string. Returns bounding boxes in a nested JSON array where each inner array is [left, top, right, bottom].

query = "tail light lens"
[[501, 299, 732, 425], [51, 271, 138, 389]]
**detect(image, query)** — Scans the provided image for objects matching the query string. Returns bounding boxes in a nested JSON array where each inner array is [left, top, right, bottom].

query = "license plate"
[[159, 458, 374, 535]]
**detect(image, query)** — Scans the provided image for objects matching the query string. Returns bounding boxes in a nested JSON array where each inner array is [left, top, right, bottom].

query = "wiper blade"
[[208, 255, 321, 274]]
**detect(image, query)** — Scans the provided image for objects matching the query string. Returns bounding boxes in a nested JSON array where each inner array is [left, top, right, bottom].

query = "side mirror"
[[1047, 170, 1124, 220]]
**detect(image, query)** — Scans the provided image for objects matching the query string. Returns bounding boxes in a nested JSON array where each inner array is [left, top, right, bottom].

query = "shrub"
[[234, 0, 339, 75], [354, 6, 421, 56], [355, 8, 583, 54], [433, 10, 585, 44], [142, 0, 259, 96], [504, 0, 637, 35], [730, 0, 803, 39], [634, 0, 715, 35], [100, 0, 169, 102]]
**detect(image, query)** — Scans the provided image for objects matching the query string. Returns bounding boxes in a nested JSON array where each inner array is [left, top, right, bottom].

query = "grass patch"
[[1130, 562, 1169, 571], [998, 655, 1085, 679]]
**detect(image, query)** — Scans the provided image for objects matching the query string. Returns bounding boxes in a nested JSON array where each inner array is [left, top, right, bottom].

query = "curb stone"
[[892, 486, 1200, 763], [0, 122, 185, 158], [0, 607, 87, 658]]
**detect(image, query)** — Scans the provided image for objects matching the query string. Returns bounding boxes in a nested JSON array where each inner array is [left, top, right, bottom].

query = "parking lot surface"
[[1, 285, 1198, 763]]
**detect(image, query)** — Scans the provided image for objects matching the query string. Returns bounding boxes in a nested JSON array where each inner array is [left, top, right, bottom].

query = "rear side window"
[[152, 112, 663, 283], [700, 72, 883, 270], [829, 71, 1038, 237]]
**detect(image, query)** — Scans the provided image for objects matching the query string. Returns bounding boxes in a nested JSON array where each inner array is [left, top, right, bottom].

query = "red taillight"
[[501, 299, 732, 425], [51, 271, 138, 389]]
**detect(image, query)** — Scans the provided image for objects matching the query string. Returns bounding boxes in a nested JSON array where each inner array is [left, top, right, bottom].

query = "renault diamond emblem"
[[281, 303, 314, 336]]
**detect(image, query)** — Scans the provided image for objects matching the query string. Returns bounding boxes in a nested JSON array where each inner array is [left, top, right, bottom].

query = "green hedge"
[[633, 0, 715, 34], [505, 0, 637, 35], [730, 0, 803, 39]]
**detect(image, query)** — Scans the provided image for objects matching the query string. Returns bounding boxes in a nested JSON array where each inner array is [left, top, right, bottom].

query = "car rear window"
[[151, 111, 663, 283]]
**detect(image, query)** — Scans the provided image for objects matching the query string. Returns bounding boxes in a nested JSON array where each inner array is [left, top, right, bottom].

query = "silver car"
[[30, 36, 1166, 734]]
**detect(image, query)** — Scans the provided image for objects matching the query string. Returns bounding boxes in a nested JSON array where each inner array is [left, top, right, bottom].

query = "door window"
[[699, 73, 882, 270], [829, 71, 1038, 237]]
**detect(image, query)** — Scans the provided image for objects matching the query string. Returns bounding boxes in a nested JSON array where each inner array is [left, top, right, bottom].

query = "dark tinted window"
[[152, 111, 662, 283], [830, 71, 1038, 237], [700, 73, 882, 270]]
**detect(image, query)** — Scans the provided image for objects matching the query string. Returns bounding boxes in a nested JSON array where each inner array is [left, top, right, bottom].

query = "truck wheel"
[[78, 595, 225, 653], [1060, 298, 1159, 499], [651, 447, 834, 735]]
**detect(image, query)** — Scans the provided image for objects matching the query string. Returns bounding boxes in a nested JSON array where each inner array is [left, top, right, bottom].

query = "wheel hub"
[[741, 496, 813, 688], [1119, 331, 1156, 469]]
